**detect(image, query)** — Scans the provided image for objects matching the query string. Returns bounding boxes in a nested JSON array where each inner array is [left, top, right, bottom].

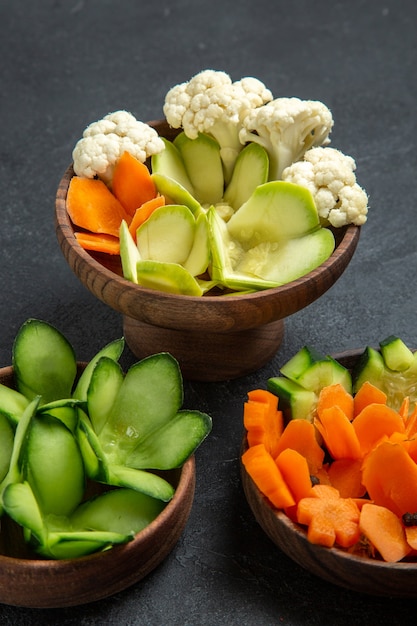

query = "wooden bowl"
[[240, 350, 417, 598], [0, 365, 196, 609], [55, 120, 361, 382]]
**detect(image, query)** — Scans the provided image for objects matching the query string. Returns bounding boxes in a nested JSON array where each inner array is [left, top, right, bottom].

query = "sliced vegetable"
[[359, 503, 411, 563], [136, 260, 204, 296], [136, 204, 195, 265], [112, 151, 157, 216], [74, 232, 120, 255], [242, 443, 295, 509], [128, 195, 166, 240], [243, 389, 283, 458], [223, 142, 269, 211]]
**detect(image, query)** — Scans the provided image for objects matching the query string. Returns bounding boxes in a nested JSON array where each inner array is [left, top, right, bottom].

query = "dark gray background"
[[1, 0, 416, 624]]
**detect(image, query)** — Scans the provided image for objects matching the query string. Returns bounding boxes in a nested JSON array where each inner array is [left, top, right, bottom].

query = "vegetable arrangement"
[[0, 319, 212, 559], [67, 69, 369, 296], [241, 336, 417, 562]]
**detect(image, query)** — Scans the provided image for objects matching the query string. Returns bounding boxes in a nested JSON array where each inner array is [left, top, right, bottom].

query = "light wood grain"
[[0, 366, 195, 608], [55, 120, 361, 381]]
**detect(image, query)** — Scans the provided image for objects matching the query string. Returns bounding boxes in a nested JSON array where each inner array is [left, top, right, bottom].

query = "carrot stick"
[[352, 403, 405, 456], [112, 151, 157, 217], [327, 458, 366, 498], [242, 443, 295, 509], [129, 196, 166, 241], [314, 406, 361, 460], [244, 389, 284, 458], [317, 383, 354, 421], [359, 503, 411, 563], [276, 448, 314, 503], [74, 231, 120, 255], [274, 418, 325, 475], [361, 441, 417, 517], [296, 484, 361, 548], [353, 381, 387, 418], [67, 176, 129, 237]]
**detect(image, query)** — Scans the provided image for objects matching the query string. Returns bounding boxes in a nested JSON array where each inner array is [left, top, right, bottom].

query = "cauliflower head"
[[239, 97, 334, 181], [282, 146, 369, 227], [72, 110, 165, 185], [163, 69, 273, 182]]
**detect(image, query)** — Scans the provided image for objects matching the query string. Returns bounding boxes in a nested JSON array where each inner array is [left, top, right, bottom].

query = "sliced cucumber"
[[379, 335, 415, 371], [296, 357, 352, 394], [71, 487, 166, 535], [151, 173, 203, 216], [136, 204, 195, 265], [0, 383, 29, 425], [352, 346, 386, 394], [87, 356, 124, 436], [235, 228, 335, 284], [12, 319, 77, 404], [2, 481, 46, 542], [227, 181, 320, 248], [223, 142, 269, 211], [72, 337, 125, 402], [151, 137, 194, 194], [182, 211, 210, 277], [267, 377, 316, 422], [119, 219, 141, 283], [136, 260, 203, 296], [106, 465, 175, 501], [0, 413, 14, 483], [174, 132, 224, 205], [280, 345, 326, 382]]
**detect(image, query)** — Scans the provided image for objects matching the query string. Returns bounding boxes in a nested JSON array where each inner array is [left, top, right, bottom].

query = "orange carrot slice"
[[352, 403, 405, 456], [242, 443, 295, 509], [405, 403, 417, 438], [361, 441, 417, 517], [359, 503, 411, 563], [75, 232, 120, 255], [314, 406, 361, 460], [274, 418, 325, 475], [317, 383, 354, 421], [405, 525, 417, 551], [129, 195, 166, 241], [67, 176, 129, 237], [112, 151, 157, 217], [327, 458, 366, 498], [297, 484, 361, 548], [276, 448, 314, 503], [353, 380, 387, 417], [244, 389, 284, 458]]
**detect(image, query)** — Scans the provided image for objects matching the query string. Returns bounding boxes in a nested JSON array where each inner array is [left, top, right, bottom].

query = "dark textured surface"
[[1, 0, 416, 623]]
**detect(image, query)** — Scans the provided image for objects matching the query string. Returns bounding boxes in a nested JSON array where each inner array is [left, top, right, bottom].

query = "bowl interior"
[[0, 365, 196, 608], [241, 350, 417, 598]]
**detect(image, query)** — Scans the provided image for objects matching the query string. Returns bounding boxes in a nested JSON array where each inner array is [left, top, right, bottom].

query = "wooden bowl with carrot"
[[240, 349, 417, 598], [55, 120, 361, 382]]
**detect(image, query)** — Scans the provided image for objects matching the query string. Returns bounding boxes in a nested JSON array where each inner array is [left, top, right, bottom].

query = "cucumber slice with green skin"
[[36, 530, 133, 560], [119, 219, 141, 283], [136, 260, 204, 296], [0, 413, 14, 482], [151, 137, 194, 194], [151, 173, 203, 217], [72, 337, 125, 402], [137, 204, 195, 265], [379, 335, 415, 371], [352, 347, 386, 394], [87, 356, 124, 436], [102, 464, 175, 501], [0, 383, 29, 426], [223, 142, 269, 211], [24, 413, 85, 517], [296, 357, 352, 394], [2, 481, 46, 542], [182, 211, 210, 277], [280, 345, 326, 382], [227, 181, 320, 248], [71, 487, 166, 535], [174, 132, 224, 206], [13, 319, 77, 405], [267, 377, 317, 421], [37, 399, 84, 433], [235, 228, 335, 285]]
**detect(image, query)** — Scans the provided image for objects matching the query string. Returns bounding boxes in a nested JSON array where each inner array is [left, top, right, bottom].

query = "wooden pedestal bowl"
[[55, 120, 361, 382], [240, 350, 417, 598], [0, 365, 195, 609]]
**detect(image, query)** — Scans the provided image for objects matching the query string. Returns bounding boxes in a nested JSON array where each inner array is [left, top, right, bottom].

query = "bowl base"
[[123, 316, 285, 381]]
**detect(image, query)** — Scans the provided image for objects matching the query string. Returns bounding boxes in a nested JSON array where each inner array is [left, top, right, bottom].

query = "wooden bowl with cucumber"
[[0, 319, 205, 608], [241, 339, 417, 598], [55, 119, 361, 382]]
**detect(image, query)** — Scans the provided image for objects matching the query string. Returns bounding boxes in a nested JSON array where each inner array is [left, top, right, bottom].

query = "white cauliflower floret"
[[163, 69, 273, 183], [239, 97, 334, 180], [282, 146, 369, 227], [72, 110, 165, 185]]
